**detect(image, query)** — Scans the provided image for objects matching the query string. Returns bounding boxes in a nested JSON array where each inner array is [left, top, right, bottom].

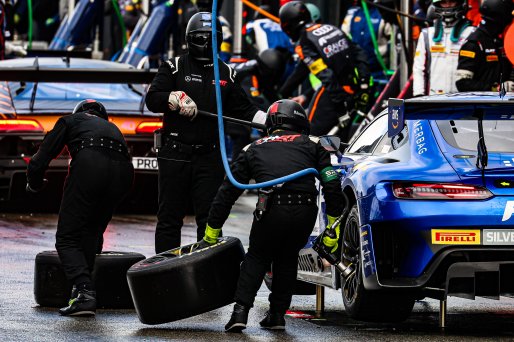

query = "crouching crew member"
[[26, 100, 134, 316], [145, 12, 266, 253], [199, 99, 345, 332]]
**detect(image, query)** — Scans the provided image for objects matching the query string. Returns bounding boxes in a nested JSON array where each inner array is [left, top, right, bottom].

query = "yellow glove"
[[322, 215, 341, 253], [203, 224, 221, 245]]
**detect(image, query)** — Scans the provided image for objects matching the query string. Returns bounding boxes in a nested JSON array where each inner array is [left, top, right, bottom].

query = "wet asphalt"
[[1, 193, 514, 341]]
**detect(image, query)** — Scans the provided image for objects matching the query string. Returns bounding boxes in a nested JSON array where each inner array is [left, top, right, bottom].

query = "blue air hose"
[[211, 1, 319, 190]]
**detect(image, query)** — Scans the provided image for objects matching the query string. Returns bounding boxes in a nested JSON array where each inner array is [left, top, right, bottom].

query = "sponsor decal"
[[486, 55, 499, 62], [460, 50, 475, 58], [311, 25, 333, 36], [321, 167, 338, 182], [495, 180, 514, 188], [185, 76, 191, 82], [413, 121, 427, 155], [361, 225, 377, 278], [212, 80, 228, 86], [484, 229, 514, 245], [322, 38, 349, 58], [503, 201, 514, 222], [431, 229, 480, 245], [255, 135, 301, 145], [388, 98, 404, 137], [430, 45, 445, 53], [308, 58, 328, 75], [317, 30, 344, 46]]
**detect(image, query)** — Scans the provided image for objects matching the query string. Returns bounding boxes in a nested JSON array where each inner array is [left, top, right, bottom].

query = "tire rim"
[[341, 210, 361, 305]]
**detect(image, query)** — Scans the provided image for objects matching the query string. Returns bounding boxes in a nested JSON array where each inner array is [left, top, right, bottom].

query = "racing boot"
[[259, 311, 286, 330], [224, 303, 250, 333], [59, 288, 97, 317]]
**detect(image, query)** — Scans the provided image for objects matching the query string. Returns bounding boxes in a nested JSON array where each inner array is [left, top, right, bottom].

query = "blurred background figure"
[[413, 0, 474, 96]]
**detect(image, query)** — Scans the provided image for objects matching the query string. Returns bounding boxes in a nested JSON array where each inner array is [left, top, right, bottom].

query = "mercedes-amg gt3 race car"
[[298, 93, 514, 322]]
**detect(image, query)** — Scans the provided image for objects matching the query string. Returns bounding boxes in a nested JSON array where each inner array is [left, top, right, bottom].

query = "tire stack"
[[34, 251, 145, 308], [127, 236, 245, 324]]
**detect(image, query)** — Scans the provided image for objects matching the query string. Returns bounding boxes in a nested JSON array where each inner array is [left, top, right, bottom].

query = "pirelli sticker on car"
[[483, 230, 514, 245], [431, 229, 481, 245], [460, 50, 475, 58], [308, 58, 328, 75]]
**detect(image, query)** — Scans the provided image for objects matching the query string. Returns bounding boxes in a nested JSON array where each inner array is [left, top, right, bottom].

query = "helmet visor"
[[190, 32, 211, 46]]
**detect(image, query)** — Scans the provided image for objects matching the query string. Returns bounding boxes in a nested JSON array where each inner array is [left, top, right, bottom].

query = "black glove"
[[26, 179, 48, 193], [195, 239, 213, 250]]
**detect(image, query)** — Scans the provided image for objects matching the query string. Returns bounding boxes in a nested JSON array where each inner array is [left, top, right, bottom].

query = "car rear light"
[[136, 121, 162, 134], [0, 119, 44, 132], [392, 182, 493, 200]]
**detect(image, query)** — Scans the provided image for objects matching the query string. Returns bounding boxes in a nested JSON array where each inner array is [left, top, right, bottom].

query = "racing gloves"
[[168, 91, 198, 120], [322, 215, 341, 253], [196, 224, 221, 249], [26, 179, 48, 193]]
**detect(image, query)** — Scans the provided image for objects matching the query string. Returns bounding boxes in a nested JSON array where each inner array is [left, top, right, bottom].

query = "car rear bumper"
[[358, 185, 514, 297]]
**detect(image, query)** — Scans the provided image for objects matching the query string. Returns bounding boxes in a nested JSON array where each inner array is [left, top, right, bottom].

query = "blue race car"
[[297, 92, 514, 322]]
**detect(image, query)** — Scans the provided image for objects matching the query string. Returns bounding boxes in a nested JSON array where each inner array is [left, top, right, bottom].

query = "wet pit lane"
[[1, 193, 514, 341]]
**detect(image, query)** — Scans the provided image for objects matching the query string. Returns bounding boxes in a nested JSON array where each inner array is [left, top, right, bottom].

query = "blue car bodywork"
[[302, 93, 514, 301]]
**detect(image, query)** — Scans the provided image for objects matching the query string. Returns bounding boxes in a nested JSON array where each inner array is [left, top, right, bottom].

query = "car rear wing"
[[0, 63, 265, 129], [388, 94, 514, 137]]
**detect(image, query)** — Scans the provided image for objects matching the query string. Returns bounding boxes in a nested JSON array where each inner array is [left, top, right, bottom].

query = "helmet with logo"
[[431, 0, 468, 24], [186, 12, 223, 61], [305, 3, 321, 23], [480, 0, 514, 30], [279, 1, 311, 42], [265, 99, 310, 134], [72, 99, 108, 120]]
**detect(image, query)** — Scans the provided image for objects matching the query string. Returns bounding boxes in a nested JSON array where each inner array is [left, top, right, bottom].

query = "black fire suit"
[[456, 22, 514, 91], [207, 130, 344, 314], [27, 112, 134, 286], [145, 54, 260, 253], [280, 23, 371, 138]]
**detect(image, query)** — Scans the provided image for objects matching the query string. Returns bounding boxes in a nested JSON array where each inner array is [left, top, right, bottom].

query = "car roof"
[[0, 58, 157, 116]]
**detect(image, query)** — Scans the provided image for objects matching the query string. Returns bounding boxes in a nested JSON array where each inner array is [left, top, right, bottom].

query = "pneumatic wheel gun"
[[312, 214, 355, 280]]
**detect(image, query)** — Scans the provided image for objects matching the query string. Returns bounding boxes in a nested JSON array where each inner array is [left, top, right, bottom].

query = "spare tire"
[[34, 250, 145, 309], [127, 236, 245, 325]]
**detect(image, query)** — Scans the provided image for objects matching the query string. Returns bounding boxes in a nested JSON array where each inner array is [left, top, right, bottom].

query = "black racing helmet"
[[186, 12, 223, 61], [432, 0, 468, 24], [265, 99, 310, 134], [256, 48, 289, 85], [72, 99, 108, 120], [480, 0, 514, 30], [279, 1, 311, 42]]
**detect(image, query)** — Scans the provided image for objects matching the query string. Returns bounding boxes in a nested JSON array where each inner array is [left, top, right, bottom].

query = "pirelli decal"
[[431, 229, 481, 245], [430, 45, 445, 53], [460, 50, 475, 58], [308, 58, 328, 75], [486, 55, 498, 62]]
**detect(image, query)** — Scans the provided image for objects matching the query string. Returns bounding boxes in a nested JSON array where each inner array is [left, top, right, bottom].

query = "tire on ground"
[[34, 250, 145, 308], [341, 205, 414, 322], [127, 236, 245, 325], [264, 272, 317, 295]]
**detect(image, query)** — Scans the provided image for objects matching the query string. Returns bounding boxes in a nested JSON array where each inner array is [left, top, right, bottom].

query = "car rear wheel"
[[340, 205, 414, 322]]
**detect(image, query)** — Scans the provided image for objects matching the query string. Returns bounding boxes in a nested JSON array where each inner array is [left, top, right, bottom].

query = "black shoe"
[[225, 303, 249, 333], [259, 311, 285, 330], [59, 289, 97, 317]]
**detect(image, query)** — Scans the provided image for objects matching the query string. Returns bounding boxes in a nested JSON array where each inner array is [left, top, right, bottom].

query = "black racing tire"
[[340, 205, 414, 322], [127, 236, 245, 325], [264, 272, 317, 296], [34, 250, 145, 309]]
